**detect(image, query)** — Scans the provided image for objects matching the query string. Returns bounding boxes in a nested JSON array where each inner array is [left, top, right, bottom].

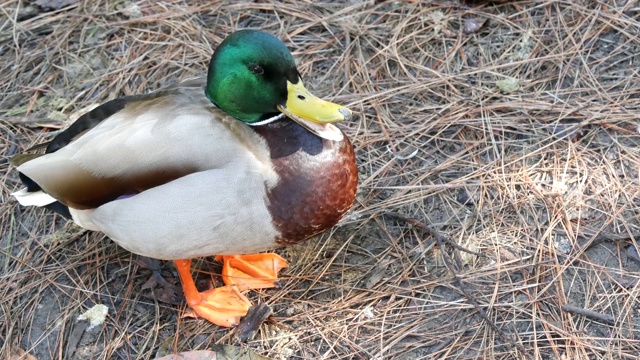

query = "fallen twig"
[[561, 304, 616, 326]]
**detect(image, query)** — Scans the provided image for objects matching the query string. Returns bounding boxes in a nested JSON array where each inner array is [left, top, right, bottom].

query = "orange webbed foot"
[[215, 253, 289, 291], [175, 259, 252, 327]]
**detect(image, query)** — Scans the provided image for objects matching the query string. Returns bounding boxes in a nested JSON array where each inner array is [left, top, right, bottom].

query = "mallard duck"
[[12, 30, 358, 327]]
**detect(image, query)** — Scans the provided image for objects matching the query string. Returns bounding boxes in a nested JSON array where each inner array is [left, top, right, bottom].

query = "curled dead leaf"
[[464, 17, 487, 34]]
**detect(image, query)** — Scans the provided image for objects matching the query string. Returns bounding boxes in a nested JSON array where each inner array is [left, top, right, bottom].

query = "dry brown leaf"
[[154, 350, 217, 360], [154, 346, 272, 360], [9, 347, 37, 360]]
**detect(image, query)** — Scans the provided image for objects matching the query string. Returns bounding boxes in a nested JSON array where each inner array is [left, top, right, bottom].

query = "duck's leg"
[[175, 259, 251, 327], [216, 253, 289, 291]]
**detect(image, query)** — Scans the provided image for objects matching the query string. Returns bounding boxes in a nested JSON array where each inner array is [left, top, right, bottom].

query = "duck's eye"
[[249, 64, 264, 75]]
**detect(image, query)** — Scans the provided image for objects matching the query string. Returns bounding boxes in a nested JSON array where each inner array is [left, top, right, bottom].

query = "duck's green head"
[[205, 29, 350, 141]]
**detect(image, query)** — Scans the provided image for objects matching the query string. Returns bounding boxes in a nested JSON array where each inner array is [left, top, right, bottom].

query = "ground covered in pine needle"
[[2, 1, 640, 359]]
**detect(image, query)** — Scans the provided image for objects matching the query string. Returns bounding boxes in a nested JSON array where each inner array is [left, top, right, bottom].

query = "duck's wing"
[[15, 79, 275, 210], [45, 79, 203, 154]]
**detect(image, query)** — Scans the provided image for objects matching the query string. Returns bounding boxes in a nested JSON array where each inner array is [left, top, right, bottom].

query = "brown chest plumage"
[[253, 120, 358, 245]]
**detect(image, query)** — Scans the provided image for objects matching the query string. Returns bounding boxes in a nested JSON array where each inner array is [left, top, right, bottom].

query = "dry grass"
[[2, 0, 640, 359]]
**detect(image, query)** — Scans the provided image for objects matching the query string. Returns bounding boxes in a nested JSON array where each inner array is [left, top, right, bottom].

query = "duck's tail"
[[11, 187, 57, 206], [11, 154, 72, 219]]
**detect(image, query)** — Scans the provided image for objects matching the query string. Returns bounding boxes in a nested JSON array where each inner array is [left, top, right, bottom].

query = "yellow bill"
[[277, 81, 351, 141]]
